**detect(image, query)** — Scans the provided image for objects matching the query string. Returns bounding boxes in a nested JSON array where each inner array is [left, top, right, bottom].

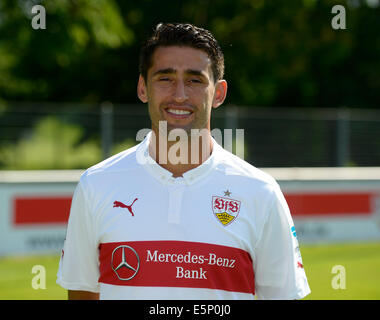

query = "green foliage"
[[0, 0, 379, 108], [112, 138, 139, 156], [0, 0, 136, 103], [0, 115, 138, 169], [0, 116, 101, 169], [0, 0, 379, 169]]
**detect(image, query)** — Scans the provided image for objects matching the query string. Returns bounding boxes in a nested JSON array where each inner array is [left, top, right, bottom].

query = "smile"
[[166, 108, 192, 115], [165, 107, 194, 119]]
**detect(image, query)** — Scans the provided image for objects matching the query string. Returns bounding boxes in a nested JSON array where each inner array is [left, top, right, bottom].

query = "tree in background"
[[0, 0, 380, 170], [0, 0, 379, 108]]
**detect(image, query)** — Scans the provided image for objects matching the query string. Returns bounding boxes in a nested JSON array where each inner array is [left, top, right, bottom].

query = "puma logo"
[[113, 198, 138, 216]]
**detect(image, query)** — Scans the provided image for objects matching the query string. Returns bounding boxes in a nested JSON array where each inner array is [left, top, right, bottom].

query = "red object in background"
[[13, 196, 72, 225], [285, 192, 372, 216]]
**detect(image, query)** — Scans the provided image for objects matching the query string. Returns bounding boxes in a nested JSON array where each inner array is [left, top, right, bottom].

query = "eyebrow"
[[152, 68, 176, 76], [152, 68, 207, 78]]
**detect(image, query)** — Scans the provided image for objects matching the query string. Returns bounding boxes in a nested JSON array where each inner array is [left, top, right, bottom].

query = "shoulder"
[[214, 146, 279, 190], [79, 143, 140, 185]]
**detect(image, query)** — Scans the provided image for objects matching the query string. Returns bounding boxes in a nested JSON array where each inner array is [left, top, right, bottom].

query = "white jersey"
[[57, 132, 310, 300]]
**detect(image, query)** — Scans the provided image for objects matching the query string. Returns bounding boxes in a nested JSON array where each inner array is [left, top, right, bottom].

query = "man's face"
[[138, 46, 227, 135]]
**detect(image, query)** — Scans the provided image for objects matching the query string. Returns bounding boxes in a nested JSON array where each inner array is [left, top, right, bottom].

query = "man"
[[57, 23, 311, 300]]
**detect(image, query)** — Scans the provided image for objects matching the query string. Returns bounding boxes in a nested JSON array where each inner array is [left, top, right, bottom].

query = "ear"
[[212, 80, 227, 109], [137, 74, 148, 103]]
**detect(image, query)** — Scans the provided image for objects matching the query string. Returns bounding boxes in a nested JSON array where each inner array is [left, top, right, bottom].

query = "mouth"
[[164, 106, 194, 119]]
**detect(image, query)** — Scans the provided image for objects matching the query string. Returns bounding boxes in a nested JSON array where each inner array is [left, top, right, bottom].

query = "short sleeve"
[[56, 177, 100, 292], [254, 185, 311, 300]]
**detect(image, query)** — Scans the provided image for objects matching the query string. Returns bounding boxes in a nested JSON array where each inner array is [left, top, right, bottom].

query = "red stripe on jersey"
[[13, 196, 72, 225], [285, 192, 372, 216], [98, 241, 255, 295]]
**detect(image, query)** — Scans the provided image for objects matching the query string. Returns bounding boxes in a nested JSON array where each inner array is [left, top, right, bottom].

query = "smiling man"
[[57, 23, 310, 300], [137, 25, 227, 176], [139, 46, 226, 133]]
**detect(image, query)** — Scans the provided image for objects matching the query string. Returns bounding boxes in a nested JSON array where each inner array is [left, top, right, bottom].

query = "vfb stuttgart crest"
[[212, 196, 241, 226]]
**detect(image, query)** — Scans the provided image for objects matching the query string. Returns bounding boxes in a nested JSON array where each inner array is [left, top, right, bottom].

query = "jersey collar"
[[136, 131, 221, 185]]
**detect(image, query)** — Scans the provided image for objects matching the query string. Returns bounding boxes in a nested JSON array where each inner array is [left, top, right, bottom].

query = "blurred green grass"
[[0, 242, 379, 300], [301, 242, 380, 300], [0, 255, 66, 300]]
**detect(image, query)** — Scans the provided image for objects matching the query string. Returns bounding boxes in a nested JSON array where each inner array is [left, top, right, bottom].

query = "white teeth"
[[167, 109, 191, 115]]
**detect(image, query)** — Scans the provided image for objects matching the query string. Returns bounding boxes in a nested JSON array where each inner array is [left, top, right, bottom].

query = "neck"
[[149, 128, 213, 177]]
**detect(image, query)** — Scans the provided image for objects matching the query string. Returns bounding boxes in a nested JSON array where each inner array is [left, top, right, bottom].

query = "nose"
[[172, 80, 188, 103]]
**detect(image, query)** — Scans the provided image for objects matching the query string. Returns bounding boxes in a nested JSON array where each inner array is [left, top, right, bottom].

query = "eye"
[[189, 78, 202, 84]]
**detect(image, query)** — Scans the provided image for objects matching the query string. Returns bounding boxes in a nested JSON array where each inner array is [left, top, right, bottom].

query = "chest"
[[92, 181, 259, 252]]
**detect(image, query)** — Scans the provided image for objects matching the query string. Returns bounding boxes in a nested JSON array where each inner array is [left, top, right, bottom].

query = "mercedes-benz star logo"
[[111, 245, 140, 281]]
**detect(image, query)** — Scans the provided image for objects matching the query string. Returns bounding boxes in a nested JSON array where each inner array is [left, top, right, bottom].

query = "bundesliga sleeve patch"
[[98, 240, 255, 294]]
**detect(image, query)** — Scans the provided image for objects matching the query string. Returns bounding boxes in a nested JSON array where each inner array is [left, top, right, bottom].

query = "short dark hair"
[[139, 23, 224, 83]]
